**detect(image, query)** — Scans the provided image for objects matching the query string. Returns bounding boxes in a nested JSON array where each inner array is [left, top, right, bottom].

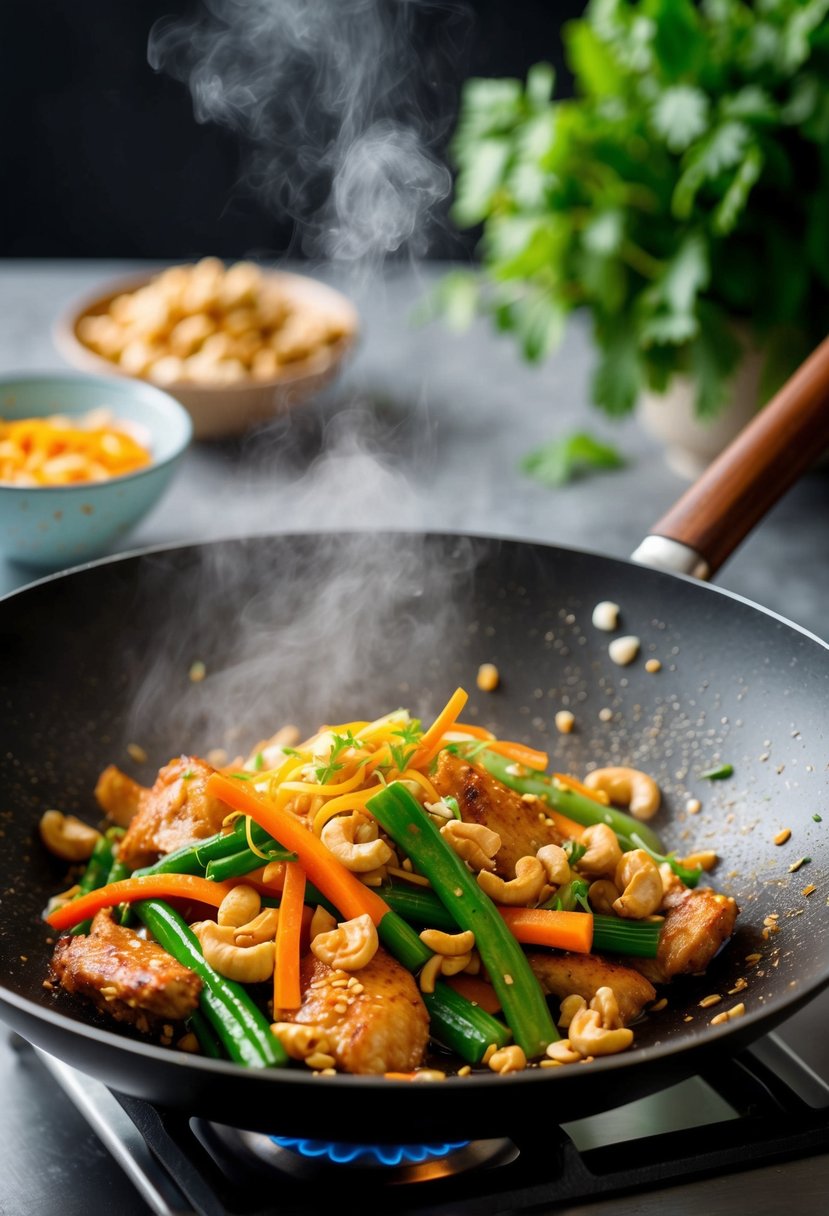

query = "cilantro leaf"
[[314, 731, 360, 785], [651, 86, 710, 153], [521, 431, 625, 488]]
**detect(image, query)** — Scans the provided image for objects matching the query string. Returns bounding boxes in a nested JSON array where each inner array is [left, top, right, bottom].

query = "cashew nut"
[[488, 1045, 527, 1074], [440, 820, 501, 872], [438, 952, 473, 977], [192, 920, 275, 982], [590, 986, 623, 1029], [310, 912, 379, 971], [310, 905, 338, 941], [419, 928, 475, 957], [545, 1039, 582, 1064], [234, 908, 279, 947], [613, 850, 664, 919], [568, 1007, 633, 1056], [577, 824, 623, 878], [39, 811, 101, 862], [270, 1022, 332, 1062], [583, 766, 661, 821], [536, 844, 570, 886], [588, 879, 620, 915], [321, 814, 393, 873], [477, 855, 547, 906], [218, 884, 261, 928], [557, 993, 587, 1029]]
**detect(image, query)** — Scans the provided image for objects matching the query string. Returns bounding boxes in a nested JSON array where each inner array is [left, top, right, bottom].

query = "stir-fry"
[[41, 688, 738, 1077]]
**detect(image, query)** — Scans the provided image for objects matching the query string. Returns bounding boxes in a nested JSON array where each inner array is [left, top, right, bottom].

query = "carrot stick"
[[45, 873, 233, 931], [488, 740, 549, 771], [207, 773, 390, 925], [451, 722, 495, 741], [553, 772, 610, 806], [497, 907, 593, 954], [542, 806, 587, 841], [274, 862, 306, 1011], [410, 687, 469, 767], [444, 973, 502, 1015]]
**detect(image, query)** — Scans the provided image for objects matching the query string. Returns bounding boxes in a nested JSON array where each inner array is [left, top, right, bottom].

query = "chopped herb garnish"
[[182, 769, 194, 780], [282, 747, 302, 758], [230, 771, 256, 781], [563, 839, 587, 866], [314, 731, 360, 785], [444, 795, 461, 820], [392, 720, 423, 747], [813, 813, 822, 823], [389, 743, 417, 773], [253, 752, 264, 772], [700, 763, 734, 781]]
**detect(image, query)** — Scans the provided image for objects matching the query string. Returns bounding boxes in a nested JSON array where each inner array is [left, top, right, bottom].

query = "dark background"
[[1, 0, 584, 259]]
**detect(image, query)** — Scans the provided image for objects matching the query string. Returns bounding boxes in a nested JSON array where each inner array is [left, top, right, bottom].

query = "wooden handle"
[[649, 334, 829, 575]]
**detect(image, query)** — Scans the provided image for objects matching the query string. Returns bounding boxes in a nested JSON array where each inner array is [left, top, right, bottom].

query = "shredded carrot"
[[383, 1072, 419, 1081], [274, 862, 306, 1011], [487, 740, 549, 771], [497, 907, 593, 954], [399, 768, 440, 803], [45, 873, 232, 931], [410, 688, 469, 768], [311, 785, 381, 835], [553, 772, 610, 806], [450, 722, 495, 741], [207, 773, 390, 925], [444, 973, 502, 1015]]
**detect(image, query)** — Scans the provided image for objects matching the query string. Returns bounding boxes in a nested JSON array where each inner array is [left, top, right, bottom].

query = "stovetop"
[[4, 992, 829, 1216]]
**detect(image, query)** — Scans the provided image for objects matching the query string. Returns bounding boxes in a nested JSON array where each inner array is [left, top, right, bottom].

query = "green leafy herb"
[[441, 0, 829, 420], [182, 769, 194, 781], [700, 763, 734, 781], [563, 839, 587, 866], [282, 747, 302, 758], [388, 720, 424, 774], [253, 751, 264, 772], [314, 731, 360, 785], [521, 431, 625, 487], [629, 832, 702, 888], [443, 795, 461, 820], [813, 813, 823, 823]]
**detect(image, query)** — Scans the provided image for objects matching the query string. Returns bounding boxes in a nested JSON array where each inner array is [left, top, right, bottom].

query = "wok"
[[1, 341, 829, 1144]]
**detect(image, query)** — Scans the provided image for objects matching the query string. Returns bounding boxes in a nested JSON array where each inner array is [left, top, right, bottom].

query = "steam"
[[148, 0, 465, 273]]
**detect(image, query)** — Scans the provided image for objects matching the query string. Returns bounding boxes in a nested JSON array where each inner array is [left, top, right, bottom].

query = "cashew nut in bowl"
[[577, 824, 623, 878], [613, 850, 664, 919], [583, 766, 661, 820], [477, 855, 547, 906], [39, 811, 101, 862], [191, 921, 275, 983], [310, 912, 379, 971], [218, 884, 261, 928], [320, 814, 393, 873]]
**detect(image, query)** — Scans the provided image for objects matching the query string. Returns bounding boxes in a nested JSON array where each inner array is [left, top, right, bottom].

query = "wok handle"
[[632, 333, 829, 579]]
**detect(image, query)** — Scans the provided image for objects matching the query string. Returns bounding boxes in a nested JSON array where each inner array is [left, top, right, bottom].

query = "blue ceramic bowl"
[[0, 372, 191, 568]]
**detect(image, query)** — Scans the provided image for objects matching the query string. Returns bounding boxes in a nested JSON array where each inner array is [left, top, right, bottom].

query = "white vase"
[[637, 342, 764, 480]]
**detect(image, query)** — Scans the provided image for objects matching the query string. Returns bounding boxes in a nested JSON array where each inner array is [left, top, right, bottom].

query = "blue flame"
[[271, 1137, 470, 1167]]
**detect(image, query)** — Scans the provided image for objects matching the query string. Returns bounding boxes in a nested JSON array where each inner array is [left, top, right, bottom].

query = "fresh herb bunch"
[[444, 0, 829, 419]]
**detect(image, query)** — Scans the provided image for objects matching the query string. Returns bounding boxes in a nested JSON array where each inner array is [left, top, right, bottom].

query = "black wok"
[[1, 343, 829, 1144]]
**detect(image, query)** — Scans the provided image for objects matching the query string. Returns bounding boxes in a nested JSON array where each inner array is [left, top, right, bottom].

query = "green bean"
[[368, 782, 558, 1057], [423, 983, 511, 1063], [205, 843, 296, 883], [70, 829, 123, 936], [134, 899, 287, 1069]]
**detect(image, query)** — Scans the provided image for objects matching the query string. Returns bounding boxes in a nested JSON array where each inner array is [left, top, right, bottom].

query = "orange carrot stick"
[[207, 773, 390, 925], [274, 862, 306, 1011], [410, 687, 468, 767], [488, 740, 549, 771], [45, 873, 233, 931], [542, 806, 587, 841], [553, 772, 610, 805], [451, 722, 495, 741], [497, 907, 593, 954], [444, 973, 502, 1015]]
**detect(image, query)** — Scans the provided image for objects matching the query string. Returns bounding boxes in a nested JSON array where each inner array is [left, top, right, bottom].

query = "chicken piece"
[[633, 886, 739, 986], [432, 751, 568, 878], [95, 765, 144, 827], [109, 756, 227, 869], [50, 909, 201, 1033], [278, 949, 429, 1075], [527, 951, 656, 1025]]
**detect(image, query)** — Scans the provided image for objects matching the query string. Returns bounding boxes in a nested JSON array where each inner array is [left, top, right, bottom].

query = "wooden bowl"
[[54, 269, 359, 440]]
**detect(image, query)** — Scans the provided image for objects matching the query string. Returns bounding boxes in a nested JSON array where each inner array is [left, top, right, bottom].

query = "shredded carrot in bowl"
[[0, 409, 152, 487]]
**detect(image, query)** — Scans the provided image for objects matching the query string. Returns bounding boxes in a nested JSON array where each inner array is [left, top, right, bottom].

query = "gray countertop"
[[1, 260, 828, 1215]]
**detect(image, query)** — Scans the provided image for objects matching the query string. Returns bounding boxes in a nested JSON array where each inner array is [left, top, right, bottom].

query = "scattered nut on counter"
[[592, 601, 620, 631], [76, 258, 350, 387], [608, 635, 640, 666], [476, 663, 500, 692], [555, 709, 575, 734]]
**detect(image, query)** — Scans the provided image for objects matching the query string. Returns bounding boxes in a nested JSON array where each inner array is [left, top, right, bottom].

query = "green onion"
[[592, 914, 661, 958], [628, 832, 702, 887], [476, 748, 665, 853], [543, 877, 591, 912], [186, 1008, 224, 1059], [368, 781, 558, 1056], [699, 763, 733, 780], [422, 984, 511, 1061], [380, 883, 456, 932], [135, 900, 286, 1069]]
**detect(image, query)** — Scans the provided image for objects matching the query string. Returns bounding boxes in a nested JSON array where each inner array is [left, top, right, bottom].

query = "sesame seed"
[[649, 997, 668, 1012], [127, 742, 148, 764], [645, 658, 662, 674], [504, 974, 514, 985], [699, 994, 721, 1008], [802, 884, 817, 896]]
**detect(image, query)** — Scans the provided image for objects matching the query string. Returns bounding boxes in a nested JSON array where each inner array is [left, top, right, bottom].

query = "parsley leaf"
[[314, 731, 360, 785], [521, 431, 625, 488]]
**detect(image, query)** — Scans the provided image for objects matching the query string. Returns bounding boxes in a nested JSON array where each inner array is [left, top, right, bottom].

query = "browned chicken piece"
[[633, 886, 739, 986], [432, 751, 568, 878], [106, 756, 228, 869], [95, 765, 144, 826], [278, 949, 429, 1075], [528, 951, 656, 1025], [50, 909, 202, 1033]]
